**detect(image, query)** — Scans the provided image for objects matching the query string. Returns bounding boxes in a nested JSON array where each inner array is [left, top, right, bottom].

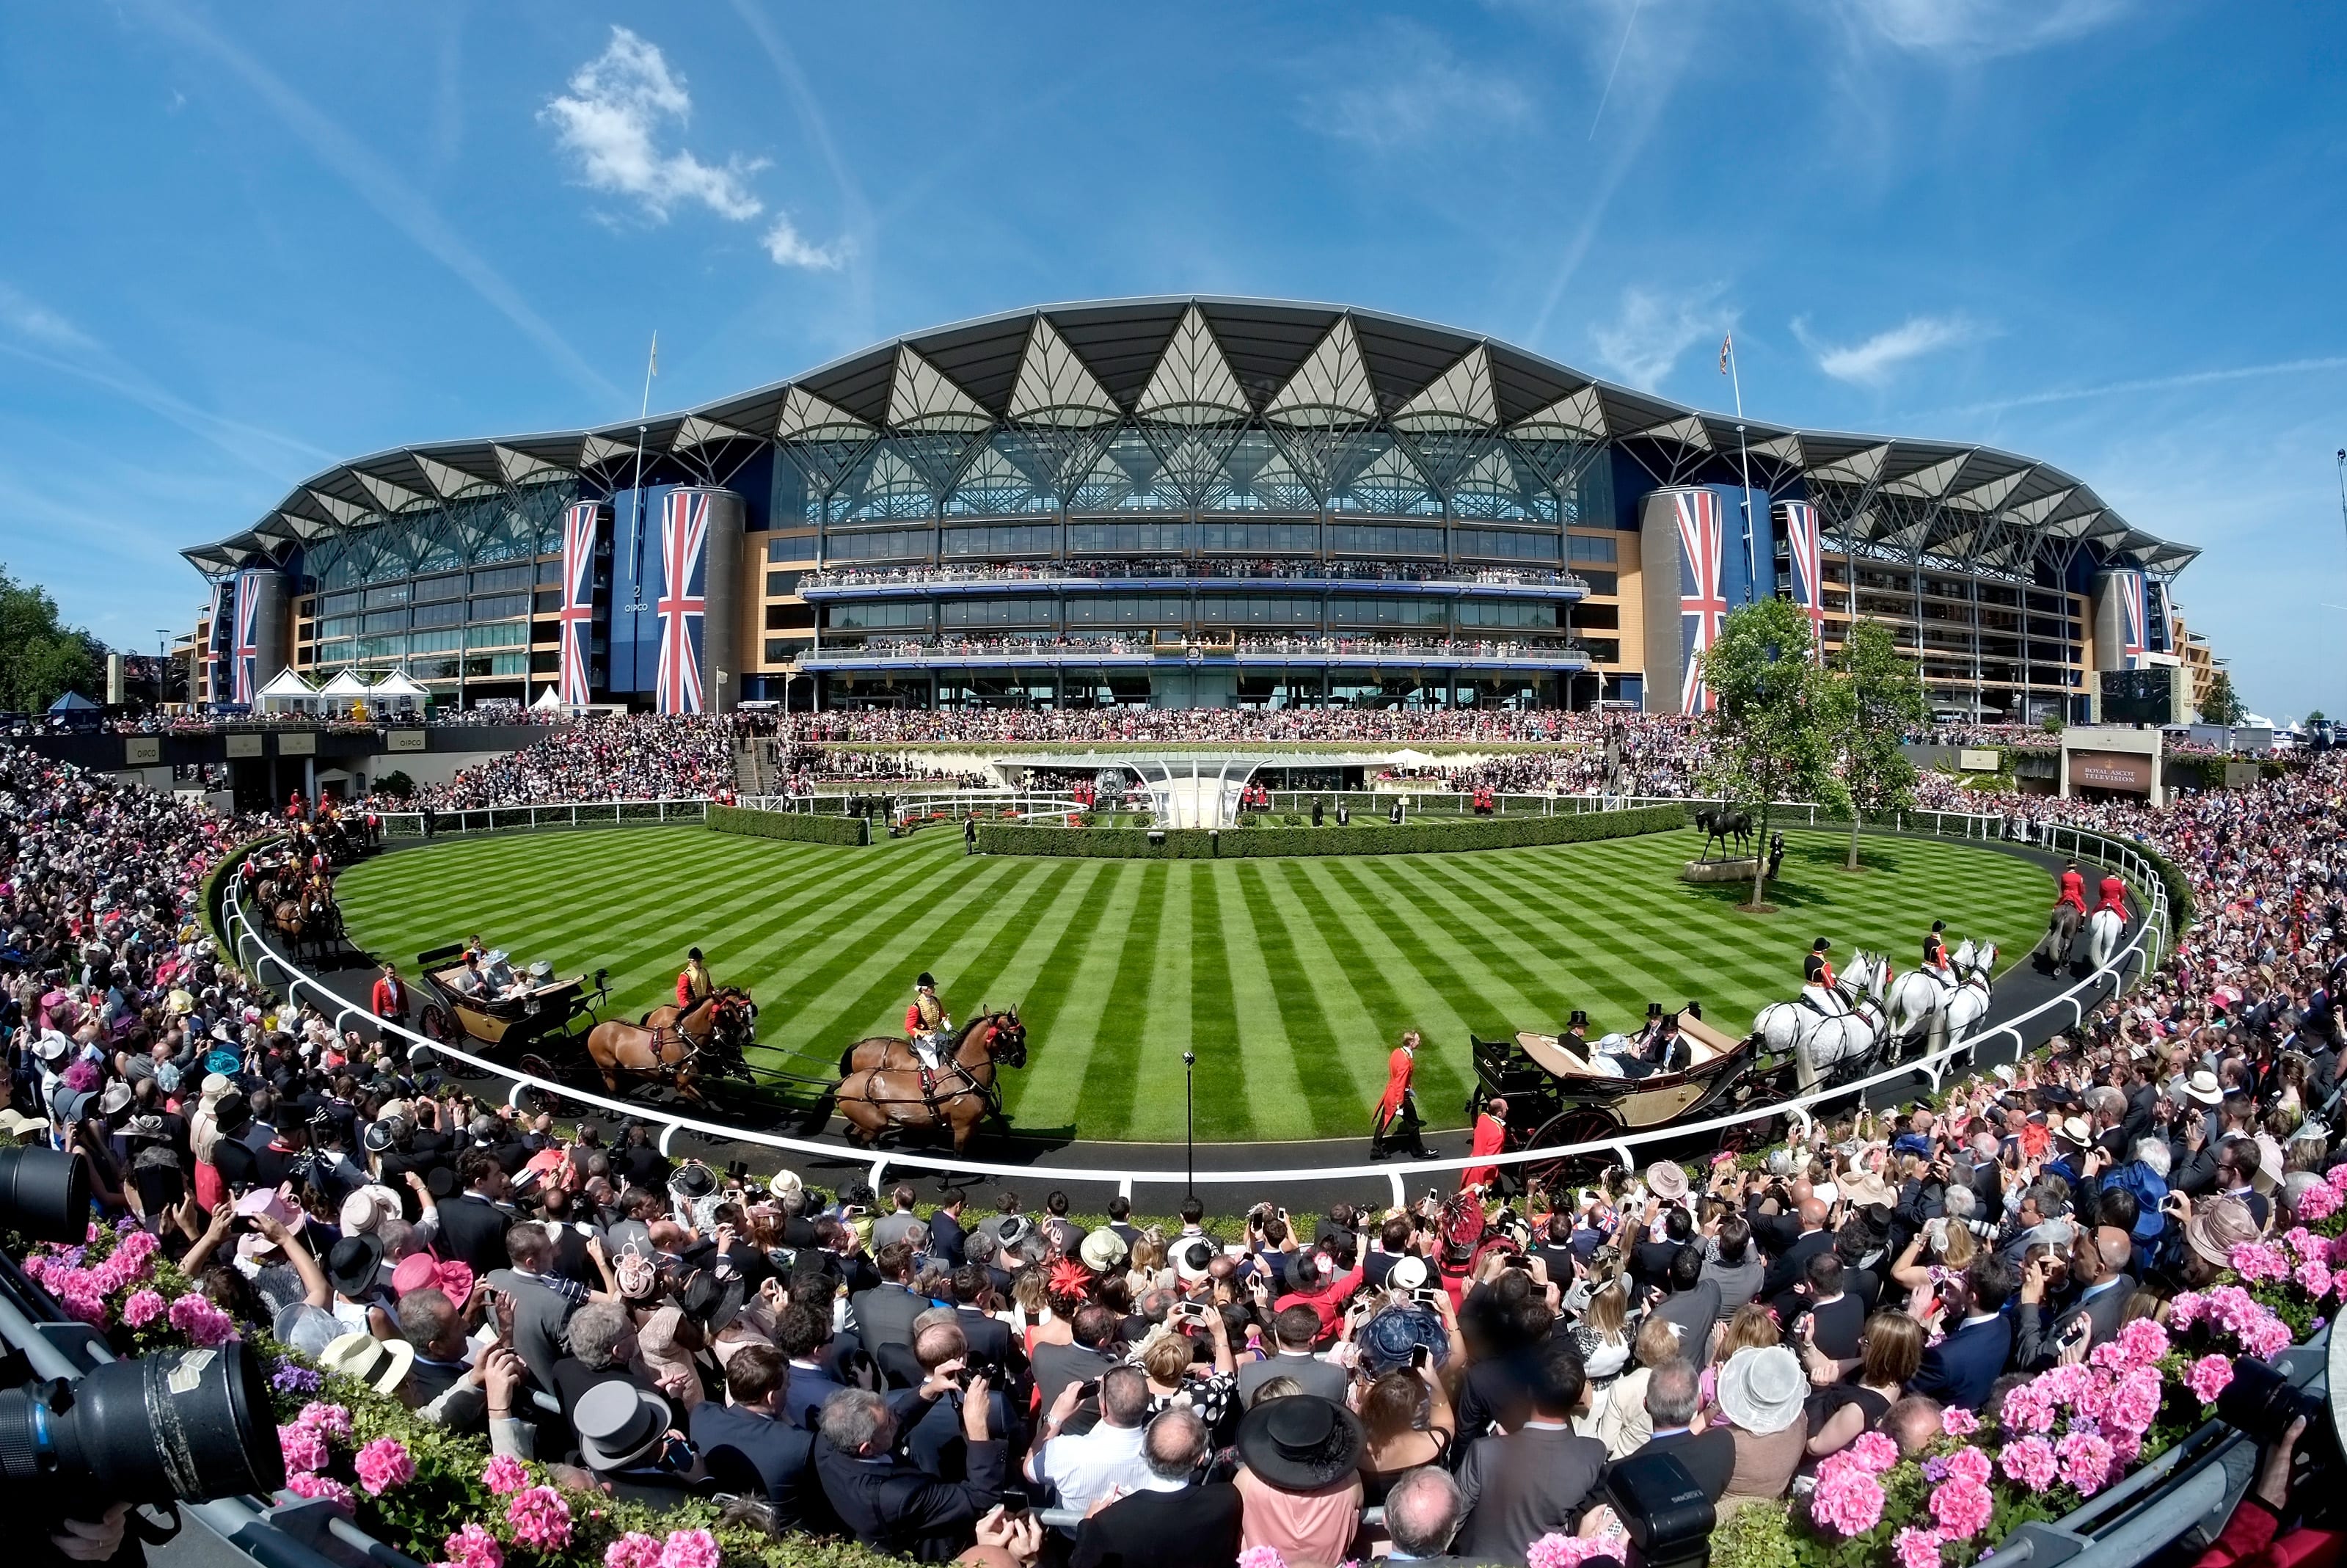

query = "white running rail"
[[224, 814, 2167, 1207]]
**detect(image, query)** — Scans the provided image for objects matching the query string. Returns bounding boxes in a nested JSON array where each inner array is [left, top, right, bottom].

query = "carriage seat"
[[1516, 1033, 1624, 1079]]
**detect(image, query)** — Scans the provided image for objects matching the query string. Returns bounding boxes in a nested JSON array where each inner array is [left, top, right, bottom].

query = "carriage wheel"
[[1522, 1109, 1622, 1193], [514, 1054, 579, 1117], [418, 1004, 455, 1046]]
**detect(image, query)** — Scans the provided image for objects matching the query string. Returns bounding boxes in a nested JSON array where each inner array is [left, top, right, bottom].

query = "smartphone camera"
[[999, 1484, 1031, 1520]]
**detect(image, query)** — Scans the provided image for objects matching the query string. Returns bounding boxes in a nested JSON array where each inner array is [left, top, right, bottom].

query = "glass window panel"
[[356, 635, 406, 660], [467, 623, 528, 649], [362, 583, 411, 610], [1457, 599, 1558, 629], [943, 523, 1059, 557], [468, 593, 531, 621], [1067, 521, 1187, 554], [941, 599, 1052, 627], [1455, 528, 1561, 562], [828, 601, 928, 630], [1328, 523, 1442, 557], [321, 591, 362, 616], [1195, 521, 1318, 554], [362, 608, 407, 633], [766, 571, 803, 598], [766, 534, 817, 563], [411, 573, 462, 602], [1566, 533, 1618, 564], [471, 564, 534, 594], [830, 528, 927, 563], [411, 599, 464, 629], [315, 640, 352, 665], [1579, 571, 1618, 596]]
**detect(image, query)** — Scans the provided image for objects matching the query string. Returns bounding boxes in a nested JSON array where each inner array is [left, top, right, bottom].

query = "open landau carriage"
[[1471, 1010, 1802, 1187], [411, 941, 610, 1083]]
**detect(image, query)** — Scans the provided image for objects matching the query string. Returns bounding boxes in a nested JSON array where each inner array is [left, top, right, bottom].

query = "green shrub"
[[706, 803, 871, 847], [974, 803, 1689, 858]]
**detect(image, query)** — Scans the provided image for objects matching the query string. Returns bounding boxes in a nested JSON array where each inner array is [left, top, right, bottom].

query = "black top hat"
[[1683, 1001, 1703, 1020], [1567, 1010, 1588, 1030], [1932, 919, 1947, 933], [687, 947, 703, 962], [1234, 1395, 1365, 1491], [916, 972, 936, 989], [1646, 1002, 1663, 1018], [1812, 938, 1832, 952]]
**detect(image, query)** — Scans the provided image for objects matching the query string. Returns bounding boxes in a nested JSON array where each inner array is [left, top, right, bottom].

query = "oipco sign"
[[386, 731, 426, 753]]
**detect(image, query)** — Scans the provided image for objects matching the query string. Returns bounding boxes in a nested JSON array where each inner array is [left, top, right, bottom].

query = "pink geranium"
[[121, 1289, 166, 1328], [297, 1402, 354, 1442], [605, 1536, 663, 1568], [439, 1523, 503, 1568], [1810, 1463, 1887, 1536], [2114, 1316, 2170, 1367], [2058, 1431, 2117, 1496], [1999, 1379, 2056, 1434], [352, 1437, 415, 1495], [1930, 1477, 1994, 1539], [1527, 1536, 1613, 1568], [167, 1291, 235, 1347], [1847, 1431, 1901, 1473], [277, 1424, 330, 1476], [2298, 1260, 2335, 1299], [1892, 1525, 1943, 1568], [1942, 1445, 1993, 1487], [658, 1530, 720, 1568], [2000, 1435, 2058, 1491], [284, 1471, 354, 1512], [2186, 1354, 2235, 1404], [481, 1454, 529, 1496], [505, 1486, 572, 1552], [1941, 1407, 1980, 1437]]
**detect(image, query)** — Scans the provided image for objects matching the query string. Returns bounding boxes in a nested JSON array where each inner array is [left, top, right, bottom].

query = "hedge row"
[[706, 803, 871, 847], [974, 803, 1690, 859]]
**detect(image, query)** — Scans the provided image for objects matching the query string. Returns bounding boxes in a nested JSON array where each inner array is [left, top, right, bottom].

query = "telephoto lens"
[[0, 1148, 92, 1244], [0, 1341, 286, 1509]]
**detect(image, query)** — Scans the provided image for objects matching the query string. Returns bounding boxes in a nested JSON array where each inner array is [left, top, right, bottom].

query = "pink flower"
[[58, 1289, 108, 1328], [2108, 1368, 2162, 1438], [2326, 1162, 2347, 1195], [1810, 1464, 1887, 1536], [121, 1289, 166, 1328], [2169, 1291, 2205, 1330], [277, 1424, 330, 1476], [481, 1454, 530, 1495], [1941, 1407, 1980, 1437], [439, 1523, 503, 1568], [167, 1291, 235, 1347], [1999, 1380, 2056, 1434], [284, 1471, 354, 1512], [1942, 1445, 1993, 1487], [658, 1529, 720, 1568], [605, 1535, 663, 1568], [2298, 1261, 2335, 1300], [352, 1437, 415, 1495], [1893, 1525, 1943, 1568], [1527, 1536, 1610, 1568], [1848, 1431, 1901, 1473], [2000, 1435, 2058, 1491], [297, 1403, 354, 1443], [1930, 1477, 1995, 1539], [505, 1486, 573, 1552], [2186, 1354, 2235, 1404], [2058, 1432, 2117, 1496], [2114, 1316, 2170, 1368]]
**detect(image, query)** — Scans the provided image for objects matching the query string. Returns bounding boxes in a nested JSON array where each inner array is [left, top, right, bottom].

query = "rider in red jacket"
[[2095, 873, 2128, 917], [2057, 860, 2089, 914]]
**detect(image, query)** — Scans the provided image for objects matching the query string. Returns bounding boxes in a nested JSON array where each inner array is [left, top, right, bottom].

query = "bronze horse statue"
[[2031, 900, 2084, 974], [585, 988, 756, 1102], [835, 1008, 1026, 1153], [1694, 805, 1753, 862]]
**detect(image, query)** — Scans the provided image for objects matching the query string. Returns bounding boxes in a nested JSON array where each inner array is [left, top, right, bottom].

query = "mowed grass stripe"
[[337, 830, 709, 957], [991, 864, 1123, 1125], [1186, 872, 1252, 1139], [977, 862, 1117, 1125], [1272, 860, 1469, 1120], [1357, 856, 1577, 1028], [1126, 866, 1195, 1143], [1230, 864, 1356, 1138], [1011, 864, 1146, 1131], [1076, 864, 1169, 1134], [1315, 858, 1529, 1043], [1210, 868, 1297, 1142]]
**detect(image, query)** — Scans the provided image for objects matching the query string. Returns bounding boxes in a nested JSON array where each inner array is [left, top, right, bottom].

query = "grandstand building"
[[181, 298, 2204, 721]]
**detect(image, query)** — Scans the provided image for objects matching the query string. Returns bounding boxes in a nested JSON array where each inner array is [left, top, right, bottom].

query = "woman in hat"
[[1233, 1395, 1366, 1567], [1595, 1314, 1685, 1459], [1712, 1344, 1808, 1515]]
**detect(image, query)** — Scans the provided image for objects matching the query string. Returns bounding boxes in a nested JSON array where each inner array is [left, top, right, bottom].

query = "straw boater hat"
[[1386, 1255, 1431, 1291], [319, 1331, 414, 1396], [1646, 1161, 1690, 1203], [1079, 1228, 1129, 1273], [2183, 1071, 2224, 1106]]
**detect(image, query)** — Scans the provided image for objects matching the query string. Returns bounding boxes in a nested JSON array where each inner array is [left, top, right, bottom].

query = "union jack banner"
[[231, 569, 263, 706], [1779, 500, 1827, 657], [203, 579, 230, 702], [1676, 489, 1728, 715], [558, 501, 602, 706], [654, 489, 710, 715], [2117, 569, 2148, 670]]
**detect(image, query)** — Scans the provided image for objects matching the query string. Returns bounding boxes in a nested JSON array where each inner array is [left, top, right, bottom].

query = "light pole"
[[155, 630, 171, 705], [1182, 1050, 1197, 1200]]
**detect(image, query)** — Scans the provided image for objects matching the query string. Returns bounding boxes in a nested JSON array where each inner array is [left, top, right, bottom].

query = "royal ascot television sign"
[[2072, 750, 2153, 792]]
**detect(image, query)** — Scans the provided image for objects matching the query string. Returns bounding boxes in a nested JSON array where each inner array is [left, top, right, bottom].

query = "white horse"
[[1886, 938, 1986, 1058], [1939, 941, 1998, 1054], [2084, 905, 2128, 972], [1796, 954, 1891, 1092], [1753, 949, 1883, 1060]]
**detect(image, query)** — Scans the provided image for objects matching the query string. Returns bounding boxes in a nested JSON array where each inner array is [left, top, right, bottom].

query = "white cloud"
[[1825, 0, 2132, 61], [0, 282, 96, 352], [541, 27, 764, 222], [1302, 29, 1533, 149], [1591, 283, 1733, 390], [762, 216, 847, 271], [1796, 313, 1982, 385]]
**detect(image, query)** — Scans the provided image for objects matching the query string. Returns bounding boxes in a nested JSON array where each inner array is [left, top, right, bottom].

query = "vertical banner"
[[654, 489, 710, 715], [231, 569, 263, 705], [2118, 569, 2147, 670], [558, 501, 602, 705], [203, 580, 230, 704], [1778, 500, 1827, 657], [1675, 489, 1727, 714]]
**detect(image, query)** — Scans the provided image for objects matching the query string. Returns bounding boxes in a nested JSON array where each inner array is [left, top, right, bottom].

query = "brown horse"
[[2032, 901, 2084, 974], [835, 1009, 1026, 1153], [585, 989, 755, 1102], [837, 1008, 1015, 1078]]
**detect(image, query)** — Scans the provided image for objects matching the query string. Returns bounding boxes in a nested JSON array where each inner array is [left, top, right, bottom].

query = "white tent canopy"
[[530, 685, 563, 711], [255, 669, 317, 713], [370, 671, 428, 698], [316, 669, 372, 699]]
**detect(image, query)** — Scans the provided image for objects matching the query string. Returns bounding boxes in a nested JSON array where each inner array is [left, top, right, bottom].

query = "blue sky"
[[3, 1, 2343, 715]]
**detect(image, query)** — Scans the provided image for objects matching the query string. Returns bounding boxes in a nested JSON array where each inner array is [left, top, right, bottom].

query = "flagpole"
[[626, 332, 657, 616], [1725, 334, 1757, 602]]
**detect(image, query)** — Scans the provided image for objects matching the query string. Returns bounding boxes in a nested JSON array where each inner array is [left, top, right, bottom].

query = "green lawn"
[[333, 824, 2053, 1143]]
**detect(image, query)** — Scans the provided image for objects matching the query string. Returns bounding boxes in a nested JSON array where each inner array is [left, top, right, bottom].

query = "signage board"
[[277, 731, 316, 756], [224, 734, 263, 759], [387, 731, 426, 753], [2225, 762, 2263, 789], [2071, 749, 2153, 793], [1957, 748, 2001, 773], [123, 738, 161, 767]]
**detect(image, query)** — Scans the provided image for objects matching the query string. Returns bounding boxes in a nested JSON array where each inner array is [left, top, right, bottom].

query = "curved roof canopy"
[[183, 296, 2197, 578]]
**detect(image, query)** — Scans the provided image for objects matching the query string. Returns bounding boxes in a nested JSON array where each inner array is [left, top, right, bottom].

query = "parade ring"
[[223, 808, 2169, 1209]]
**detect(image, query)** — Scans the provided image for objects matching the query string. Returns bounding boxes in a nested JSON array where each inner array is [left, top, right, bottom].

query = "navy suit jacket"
[[928, 1211, 968, 1269], [688, 1401, 834, 1532], [1911, 1314, 2015, 1412]]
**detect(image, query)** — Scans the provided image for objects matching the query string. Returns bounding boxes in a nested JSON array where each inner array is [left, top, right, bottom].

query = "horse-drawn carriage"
[[413, 942, 610, 1065], [1471, 1009, 1801, 1189]]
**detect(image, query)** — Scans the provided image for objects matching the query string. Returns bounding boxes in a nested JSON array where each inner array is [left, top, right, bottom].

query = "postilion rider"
[[905, 972, 953, 1094], [1923, 919, 1953, 986], [1803, 937, 1848, 1016], [676, 947, 715, 1009], [2057, 858, 2089, 919], [2095, 869, 2128, 923]]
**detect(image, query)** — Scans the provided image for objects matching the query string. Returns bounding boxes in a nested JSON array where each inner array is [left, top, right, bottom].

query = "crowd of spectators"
[[5, 712, 2347, 1567], [387, 716, 740, 811], [798, 559, 1586, 591]]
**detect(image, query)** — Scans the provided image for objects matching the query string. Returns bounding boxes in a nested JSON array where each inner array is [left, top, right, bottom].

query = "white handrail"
[[222, 815, 2164, 1208], [373, 797, 713, 838]]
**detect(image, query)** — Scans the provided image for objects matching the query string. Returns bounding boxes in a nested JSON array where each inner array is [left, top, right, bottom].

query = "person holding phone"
[[1356, 1346, 1456, 1503]]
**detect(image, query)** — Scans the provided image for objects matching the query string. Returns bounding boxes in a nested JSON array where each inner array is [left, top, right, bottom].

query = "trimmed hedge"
[[975, 802, 1689, 858], [707, 803, 871, 847]]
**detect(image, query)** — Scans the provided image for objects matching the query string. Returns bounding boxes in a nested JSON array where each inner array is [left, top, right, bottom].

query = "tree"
[[0, 566, 101, 714], [2201, 670, 2246, 726], [1828, 619, 1927, 870], [1697, 598, 1848, 910], [2308, 709, 2328, 724]]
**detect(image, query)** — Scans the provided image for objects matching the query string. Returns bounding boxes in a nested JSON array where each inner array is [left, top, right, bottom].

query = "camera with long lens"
[[2216, 1353, 2343, 1524], [0, 1148, 287, 1534]]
